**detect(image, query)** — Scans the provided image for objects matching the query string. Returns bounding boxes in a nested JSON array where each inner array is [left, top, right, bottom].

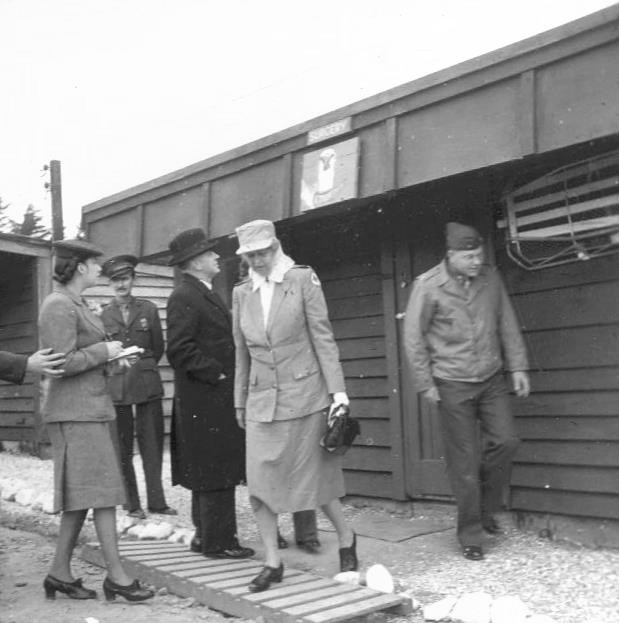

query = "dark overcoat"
[[100, 297, 165, 405], [166, 273, 245, 492], [0, 351, 27, 385]]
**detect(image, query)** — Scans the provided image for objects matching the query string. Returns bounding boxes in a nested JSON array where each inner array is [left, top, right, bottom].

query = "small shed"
[[82, 6, 619, 544], [0, 233, 52, 451]]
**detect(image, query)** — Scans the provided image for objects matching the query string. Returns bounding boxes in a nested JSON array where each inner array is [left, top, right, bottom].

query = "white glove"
[[332, 392, 349, 406]]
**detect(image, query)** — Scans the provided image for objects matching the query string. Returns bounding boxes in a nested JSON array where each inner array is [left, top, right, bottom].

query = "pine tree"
[[0, 197, 13, 233], [11, 204, 51, 239]]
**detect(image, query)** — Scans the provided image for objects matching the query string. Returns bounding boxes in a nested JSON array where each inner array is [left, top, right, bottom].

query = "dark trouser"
[[435, 373, 520, 548], [115, 400, 167, 512], [191, 489, 238, 553], [293, 510, 319, 544]]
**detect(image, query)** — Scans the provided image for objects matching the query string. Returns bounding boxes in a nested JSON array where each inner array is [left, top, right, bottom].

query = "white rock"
[[168, 528, 193, 544], [333, 571, 362, 585], [15, 488, 36, 506], [423, 595, 458, 621], [140, 521, 174, 540], [525, 616, 556, 623], [490, 596, 530, 623], [365, 564, 394, 594], [127, 524, 146, 539], [32, 492, 55, 514], [116, 514, 136, 534], [451, 591, 492, 623], [1, 479, 24, 501]]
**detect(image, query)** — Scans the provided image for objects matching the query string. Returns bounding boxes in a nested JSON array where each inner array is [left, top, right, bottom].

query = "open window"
[[499, 150, 619, 270]]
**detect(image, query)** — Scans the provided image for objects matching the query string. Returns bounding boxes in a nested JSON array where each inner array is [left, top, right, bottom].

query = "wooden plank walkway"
[[81, 540, 412, 623]]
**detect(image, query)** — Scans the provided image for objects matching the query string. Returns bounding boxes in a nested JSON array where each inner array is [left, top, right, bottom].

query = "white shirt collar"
[[200, 279, 213, 290], [250, 253, 295, 292]]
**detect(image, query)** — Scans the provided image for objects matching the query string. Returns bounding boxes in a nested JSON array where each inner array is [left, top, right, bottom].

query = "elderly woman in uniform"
[[232, 219, 358, 593], [38, 239, 153, 603]]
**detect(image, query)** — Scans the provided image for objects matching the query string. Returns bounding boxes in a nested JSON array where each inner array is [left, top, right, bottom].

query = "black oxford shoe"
[[248, 563, 284, 593], [339, 532, 358, 572], [482, 517, 502, 535], [102, 577, 154, 602], [43, 575, 97, 600], [204, 545, 255, 559], [297, 539, 321, 554], [190, 536, 202, 553], [462, 545, 484, 561]]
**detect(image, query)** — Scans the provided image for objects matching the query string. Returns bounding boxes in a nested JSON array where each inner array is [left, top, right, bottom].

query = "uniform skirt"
[[47, 420, 126, 513], [246, 409, 345, 513]]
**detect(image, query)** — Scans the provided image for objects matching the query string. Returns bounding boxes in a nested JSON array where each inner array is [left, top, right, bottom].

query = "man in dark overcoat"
[[166, 228, 253, 559], [100, 255, 176, 519], [0, 349, 66, 383]]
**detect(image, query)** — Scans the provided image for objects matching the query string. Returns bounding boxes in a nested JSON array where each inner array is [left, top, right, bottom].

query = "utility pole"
[[45, 160, 64, 241]]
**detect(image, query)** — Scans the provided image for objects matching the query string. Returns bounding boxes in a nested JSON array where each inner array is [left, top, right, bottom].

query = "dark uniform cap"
[[52, 239, 103, 260], [168, 228, 216, 266], [101, 254, 138, 279], [446, 222, 483, 250]]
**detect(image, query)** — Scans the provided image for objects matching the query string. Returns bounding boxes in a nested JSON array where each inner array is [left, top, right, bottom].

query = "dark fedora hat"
[[101, 254, 138, 279], [53, 238, 103, 261], [168, 228, 216, 266]]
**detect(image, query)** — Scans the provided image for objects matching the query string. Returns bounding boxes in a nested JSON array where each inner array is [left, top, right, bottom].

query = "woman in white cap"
[[232, 219, 357, 592], [38, 239, 153, 603]]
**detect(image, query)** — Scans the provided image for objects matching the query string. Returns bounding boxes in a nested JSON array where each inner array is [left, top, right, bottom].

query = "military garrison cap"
[[446, 222, 483, 250], [101, 254, 138, 279]]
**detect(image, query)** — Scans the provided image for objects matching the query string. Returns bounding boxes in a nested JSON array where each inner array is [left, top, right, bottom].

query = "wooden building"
[[0, 233, 51, 451], [82, 6, 619, 544]]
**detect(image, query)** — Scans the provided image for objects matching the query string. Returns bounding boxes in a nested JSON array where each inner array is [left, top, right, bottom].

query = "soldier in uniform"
[[100, 255, 176, 519], [404, 222, 530, 561]]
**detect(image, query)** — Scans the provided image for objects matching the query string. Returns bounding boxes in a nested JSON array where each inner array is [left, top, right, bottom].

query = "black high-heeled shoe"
[[102, 576, 154, 602], [43, 574, 97, 600], [339, 532, 358, 572], [248, 563, 284, 593]]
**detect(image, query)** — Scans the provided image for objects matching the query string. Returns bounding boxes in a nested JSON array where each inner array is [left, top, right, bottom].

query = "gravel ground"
[[1, 449, 618, 623]]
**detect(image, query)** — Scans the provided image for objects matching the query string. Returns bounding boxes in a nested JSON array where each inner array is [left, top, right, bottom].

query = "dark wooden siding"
[[288, 222, 393, 498], [500, 252, 619, 520], [0, 254, 37, 442], [86, 264, 175, 429]]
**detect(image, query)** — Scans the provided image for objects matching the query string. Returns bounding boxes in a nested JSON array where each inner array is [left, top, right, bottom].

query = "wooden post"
[[49, 160, 64, 241]]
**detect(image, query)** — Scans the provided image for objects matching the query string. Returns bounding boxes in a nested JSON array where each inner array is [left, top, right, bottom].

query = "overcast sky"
[[0, 0, 615, 236]]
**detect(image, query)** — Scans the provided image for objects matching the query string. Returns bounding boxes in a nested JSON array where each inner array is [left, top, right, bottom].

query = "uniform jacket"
[[0, 351, 27, 385], [403, 260, 529, 392], [232, 265, 345, 423], [100, 297, 164, 405], [166, 273, 244, 492], [38, 285, 115, 423]]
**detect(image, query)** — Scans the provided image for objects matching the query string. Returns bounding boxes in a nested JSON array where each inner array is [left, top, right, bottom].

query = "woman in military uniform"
[[38, 239, 153, 603], [232, 219, 358, 593]]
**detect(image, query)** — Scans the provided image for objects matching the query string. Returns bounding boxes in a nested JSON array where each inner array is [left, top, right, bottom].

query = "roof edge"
[[83, 3, 619, 215]]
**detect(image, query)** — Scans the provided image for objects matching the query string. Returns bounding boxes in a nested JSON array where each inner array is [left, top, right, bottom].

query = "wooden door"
[[394, 221, 452, 498], [394, 198, 495, 498]]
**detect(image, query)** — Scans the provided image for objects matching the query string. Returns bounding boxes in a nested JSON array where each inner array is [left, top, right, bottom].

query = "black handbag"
[[320, 404, 360, 455]]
